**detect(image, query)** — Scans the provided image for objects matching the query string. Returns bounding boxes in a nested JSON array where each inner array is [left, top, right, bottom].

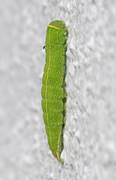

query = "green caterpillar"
[[41, 20, 68, 164]]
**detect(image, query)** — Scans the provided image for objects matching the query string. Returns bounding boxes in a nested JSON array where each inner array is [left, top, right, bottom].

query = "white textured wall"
[[0, 0, 116, 180]]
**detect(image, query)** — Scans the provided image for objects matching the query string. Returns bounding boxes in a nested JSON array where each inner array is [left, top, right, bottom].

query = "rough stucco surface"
[[0, 0, 116, 180]]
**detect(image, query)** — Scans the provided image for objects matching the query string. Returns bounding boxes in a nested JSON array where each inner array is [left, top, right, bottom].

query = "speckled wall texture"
[[0, 0, 116, 180]]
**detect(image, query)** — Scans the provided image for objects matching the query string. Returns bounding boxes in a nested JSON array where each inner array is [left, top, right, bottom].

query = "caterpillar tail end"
[[55, 152, 64, 165]]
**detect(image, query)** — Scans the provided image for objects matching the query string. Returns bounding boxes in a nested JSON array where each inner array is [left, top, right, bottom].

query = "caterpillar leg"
[[64, 116, 66, 125]]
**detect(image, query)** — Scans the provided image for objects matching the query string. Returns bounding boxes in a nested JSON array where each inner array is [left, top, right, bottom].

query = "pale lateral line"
[[48, 24, 60, 29], [56, 115, 62, 157], [45, 28, 53, 151], [57, 32, 62, 156]]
